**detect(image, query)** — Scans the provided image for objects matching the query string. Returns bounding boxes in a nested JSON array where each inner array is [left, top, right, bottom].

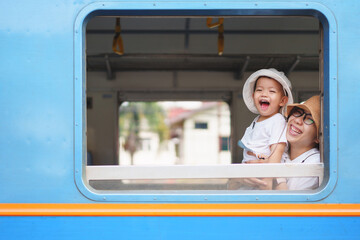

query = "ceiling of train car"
[[86, 16, 320, 77]]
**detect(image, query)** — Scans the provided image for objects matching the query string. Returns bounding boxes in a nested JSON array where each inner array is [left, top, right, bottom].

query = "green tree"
[[119, 102, 169, 165]]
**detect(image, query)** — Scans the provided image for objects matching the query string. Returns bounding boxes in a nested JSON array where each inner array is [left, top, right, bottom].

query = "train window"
[[76, 8, 335, 200]]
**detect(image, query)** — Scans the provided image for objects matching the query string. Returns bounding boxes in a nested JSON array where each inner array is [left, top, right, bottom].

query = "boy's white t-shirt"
[[241, 113, 287, 162], [282, 148, 320, 190]]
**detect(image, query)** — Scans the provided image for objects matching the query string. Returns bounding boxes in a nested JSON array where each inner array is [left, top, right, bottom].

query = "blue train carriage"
[[1, 0, 360, 239]]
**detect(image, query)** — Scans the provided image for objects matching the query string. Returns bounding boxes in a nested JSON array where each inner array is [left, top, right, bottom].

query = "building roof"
[[168, 102, 220, 125]]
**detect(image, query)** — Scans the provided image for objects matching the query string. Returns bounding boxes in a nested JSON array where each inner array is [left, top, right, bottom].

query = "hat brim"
[[243, 69, 293, 114]]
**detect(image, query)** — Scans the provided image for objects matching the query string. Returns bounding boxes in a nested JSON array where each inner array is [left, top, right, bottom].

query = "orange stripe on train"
[[1, 204, 360, 217]]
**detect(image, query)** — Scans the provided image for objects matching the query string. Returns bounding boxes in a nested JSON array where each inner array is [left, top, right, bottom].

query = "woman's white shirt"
[[282, 148, 320, 190]]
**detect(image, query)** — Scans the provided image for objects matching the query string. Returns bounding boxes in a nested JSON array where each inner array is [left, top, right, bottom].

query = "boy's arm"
[[246, 142, 286, 163], [246, 143, 286, 190], [258, 142, 286, 190], [267, 142, 286, 163]]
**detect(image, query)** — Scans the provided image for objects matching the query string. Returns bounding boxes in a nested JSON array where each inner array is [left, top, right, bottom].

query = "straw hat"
[[243, 68, 293, 115], [286, 95, 321, 138]]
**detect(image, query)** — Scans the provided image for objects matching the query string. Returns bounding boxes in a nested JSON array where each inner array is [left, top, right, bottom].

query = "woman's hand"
[[227, 178, 268, 190], [242, 178, 268, 188]]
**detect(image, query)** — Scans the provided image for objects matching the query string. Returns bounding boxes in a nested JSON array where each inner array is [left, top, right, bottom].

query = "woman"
[[227, 95, 321, 190], [275, 95, 321, 190]]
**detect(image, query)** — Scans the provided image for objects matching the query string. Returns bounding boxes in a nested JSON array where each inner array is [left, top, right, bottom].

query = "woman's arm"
[[275, 182, 288, 190], [227, 178, 268, 190]]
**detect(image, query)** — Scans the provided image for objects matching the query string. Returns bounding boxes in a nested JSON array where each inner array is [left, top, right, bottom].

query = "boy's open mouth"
[[259, 99, 270, 111]]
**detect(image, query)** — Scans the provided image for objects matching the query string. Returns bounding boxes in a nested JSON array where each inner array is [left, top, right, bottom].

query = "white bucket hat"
[[243, 68, 293, 115]]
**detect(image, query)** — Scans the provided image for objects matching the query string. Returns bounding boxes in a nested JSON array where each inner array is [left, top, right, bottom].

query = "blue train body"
[[0, 0, 360, 239]]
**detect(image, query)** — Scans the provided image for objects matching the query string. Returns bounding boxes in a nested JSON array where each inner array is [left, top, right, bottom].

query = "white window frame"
[[87, 164, 324, 184]]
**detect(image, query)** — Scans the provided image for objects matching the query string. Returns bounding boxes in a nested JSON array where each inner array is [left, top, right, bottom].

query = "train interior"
[[85, 15, 321, 191]]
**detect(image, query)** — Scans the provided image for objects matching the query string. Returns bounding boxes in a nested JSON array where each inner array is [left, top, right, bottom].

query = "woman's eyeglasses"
[[289, 107, 315, 125]]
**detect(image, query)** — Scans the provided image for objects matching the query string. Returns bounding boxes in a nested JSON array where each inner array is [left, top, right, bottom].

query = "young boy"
[[238, 68, 293, 190]]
